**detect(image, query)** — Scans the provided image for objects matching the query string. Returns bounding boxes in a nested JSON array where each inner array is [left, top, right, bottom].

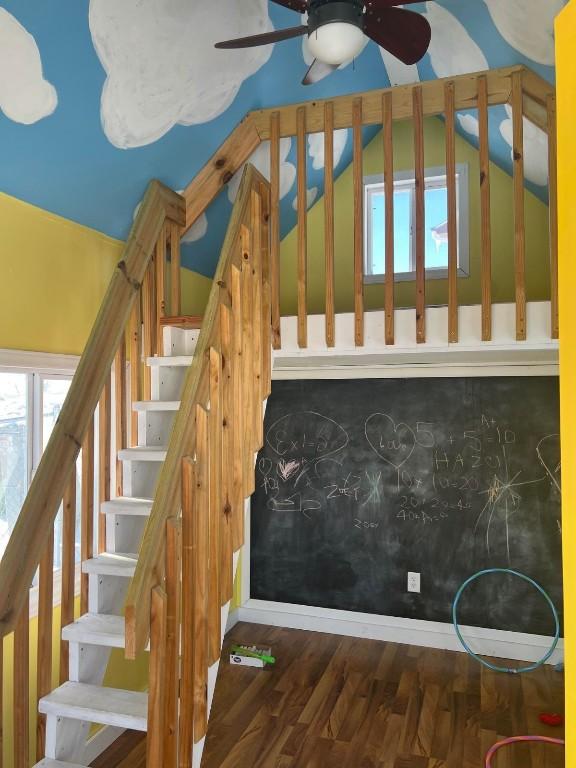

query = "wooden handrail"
[[0, 180, 184, 637], [125, 164, 269, 658]]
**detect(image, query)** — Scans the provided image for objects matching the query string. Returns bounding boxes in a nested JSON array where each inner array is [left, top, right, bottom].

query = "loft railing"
[[125, 166, 271, 765], [0, 181, 185, 765]]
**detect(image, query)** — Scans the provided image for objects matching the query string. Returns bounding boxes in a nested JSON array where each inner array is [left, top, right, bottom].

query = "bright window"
[[364, 164, 469, 283]]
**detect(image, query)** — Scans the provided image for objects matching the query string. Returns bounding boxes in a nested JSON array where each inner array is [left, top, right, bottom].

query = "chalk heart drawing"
[[537, 434, 561, 493], [365, 413, 416, 470]]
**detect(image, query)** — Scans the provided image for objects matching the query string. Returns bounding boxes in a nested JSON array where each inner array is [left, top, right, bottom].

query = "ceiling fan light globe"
[[307, 22, 365, 66]]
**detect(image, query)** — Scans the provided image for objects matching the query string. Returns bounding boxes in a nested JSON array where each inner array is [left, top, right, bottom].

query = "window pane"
[[369, 188, 411, 274], [0, 373, 28, 558], [425, 185, 449, 269]]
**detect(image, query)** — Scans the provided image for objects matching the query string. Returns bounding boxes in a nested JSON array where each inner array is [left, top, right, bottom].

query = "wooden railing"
[[0, 180, 185, 766], [124, 166, 270, 765]]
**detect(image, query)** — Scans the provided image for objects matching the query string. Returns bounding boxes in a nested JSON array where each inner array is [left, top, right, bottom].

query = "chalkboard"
[[250, 377, 562, 635]]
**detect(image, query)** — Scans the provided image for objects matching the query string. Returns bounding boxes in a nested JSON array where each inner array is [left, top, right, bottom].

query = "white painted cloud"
[[457, 114, 479, 138], [500, 105, 549, 187], [483, 0, 565, 67], [182, 213, 208, 244], [380, 48, 420, 86], [308, 129, 349, 171], [89, 0, 273, 149], [0, 8, 57, 124], [228, 138, 296, 203], [292, 187, 318, 211], [423, 2, 488, 79]]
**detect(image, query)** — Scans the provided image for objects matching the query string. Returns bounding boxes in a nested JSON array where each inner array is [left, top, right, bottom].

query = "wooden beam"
[[142, 258, 156, 396], [208, 348, 222, 666], [114, 339, 127, 497], [270, 111, 281, 350], [251, 67, 521, 138], [251, 189, 264, 445], [36, 527, 54, 759], [324, 101, 335, 348], [193, 405, 209, 743], [129, 298, 141, 446], [147, 586, 167, 767], [218, 303, 234, 605], [547, 94, 559, 340], [383, 91, 394, 346], [478, 75, 493, 342], [260, 181, 272, 399], [170, 221, 181, 317], [98, 376, 111, 553], [178, 458, 195, 768], [413, 86, 426, 344], [512, 70, 527, 341], [297, 106, 308, 349], [230, 264, 245, 550], [80, 418, 94, 614], [164, 518, 181, 768], [445, 81, 458, 343], [14, 595, 29, 768], [60, 475, 76, 683], [353, 98, 364, 347], [155, 224, 166, 356], [0, 179, 180, 637]]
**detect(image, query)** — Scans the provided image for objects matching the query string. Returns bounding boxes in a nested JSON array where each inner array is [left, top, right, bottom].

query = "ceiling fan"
[[215, 0, 432, 86]]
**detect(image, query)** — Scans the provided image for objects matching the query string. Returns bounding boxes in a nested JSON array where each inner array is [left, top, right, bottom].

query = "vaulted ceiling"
[[0, 0, 564, 277]]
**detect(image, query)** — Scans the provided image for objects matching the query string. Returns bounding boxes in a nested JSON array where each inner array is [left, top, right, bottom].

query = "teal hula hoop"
[[452, 568, 560, 674]]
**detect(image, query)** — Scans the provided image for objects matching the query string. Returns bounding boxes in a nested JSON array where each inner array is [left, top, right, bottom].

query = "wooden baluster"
[[81, 417, 94, 614], [512, 71, 526, 341], [260, 181, 272, 399], [413, 86, 426, 344], [61, 476, 76, 682], [478, 75, 492, 342], [98, 375, 111, 552], [240, 228, 256, 497], [251, 189, 264, 447], [297, 106, 308, 349], [147, 585, 168, 767], [445, 81, 458, 343], [164, 518, 181, 766], [156, 225, 167, 356], [353, 98, 364, 347], [142, 258, 156, 399], [179, 457, 195, 768], [36, 527, 54, 759], [208, 347, 222, 665], [170, 221, 182, 317], [129, 297, 142, 445], [270, 111, 281, 350], [194, 404, 210, 742], [230, 264, 245, 548], [115, 338, 127, 497], [219, 303, 234, 603], [547, 93, 559, 340], [324, 101, 336, 348], [14, 595, 29, 768], [383, 90, 395, 345]]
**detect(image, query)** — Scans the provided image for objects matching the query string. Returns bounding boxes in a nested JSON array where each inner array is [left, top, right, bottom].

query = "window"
[[0, 367, 77, 565], [364, 164, 469, 283]]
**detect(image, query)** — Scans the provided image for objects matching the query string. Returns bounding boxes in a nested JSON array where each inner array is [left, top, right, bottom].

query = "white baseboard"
[[237, 599, 564, 666], [226, 608, 240, 634]]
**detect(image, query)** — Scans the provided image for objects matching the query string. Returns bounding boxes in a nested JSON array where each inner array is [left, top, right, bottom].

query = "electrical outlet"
[[407, 572, 421, 593]]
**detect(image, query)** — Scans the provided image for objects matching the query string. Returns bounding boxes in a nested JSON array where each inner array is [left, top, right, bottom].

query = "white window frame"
[[0, 349, 81, 617], [364, 164, 470, 284]]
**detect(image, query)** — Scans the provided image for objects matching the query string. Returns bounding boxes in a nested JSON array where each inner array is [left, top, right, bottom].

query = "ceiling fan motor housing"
[[307, 0, 364, 34]]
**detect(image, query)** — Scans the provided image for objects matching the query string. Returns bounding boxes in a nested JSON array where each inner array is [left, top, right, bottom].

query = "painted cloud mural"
[[308, 129, 349, 171], [423, 2, 488, 79], [500, 105, 549, 187], [228, 139, 296, 203], [0, 8, 57, 125], [89, 0, 273, 149], [483, 0, 565, 67]]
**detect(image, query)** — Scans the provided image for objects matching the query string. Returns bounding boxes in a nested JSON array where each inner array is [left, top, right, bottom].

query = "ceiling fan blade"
[[303, 58, 338, 86], [215, 25, 308, 50], [364, 7, 431, 65], [365, 0, 428, 9], [270, 0, 308, 12]]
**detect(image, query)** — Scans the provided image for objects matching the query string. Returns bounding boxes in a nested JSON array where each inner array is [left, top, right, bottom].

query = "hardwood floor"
[[93, 623, 565, 767]]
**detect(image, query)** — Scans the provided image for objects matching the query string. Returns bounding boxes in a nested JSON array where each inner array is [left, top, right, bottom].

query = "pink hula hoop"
[[485, 736, 565, 767]]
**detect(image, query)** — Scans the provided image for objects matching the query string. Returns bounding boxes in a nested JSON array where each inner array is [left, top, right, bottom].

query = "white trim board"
[[0, 348, 79, 373], [237, 599, 564, 666]]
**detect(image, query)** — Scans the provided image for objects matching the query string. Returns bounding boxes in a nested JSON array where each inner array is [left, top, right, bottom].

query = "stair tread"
[[82, 553, 138, 577], [62, 613, 125, 648], [146, 355, 193, 367], [39, 682, 147, 731], [101, 497, 153, 516], [33, 760, 89, 768], [117, 446, 167, 462], [133, 400, 180, 412]]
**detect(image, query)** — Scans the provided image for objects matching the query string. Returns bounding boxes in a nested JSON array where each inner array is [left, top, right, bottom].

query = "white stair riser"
[[122, 459, 162, 499], [105, 514, 147, 555], [151, 363, 188, 401], [69, 643, 112, 685], [45, 716, 90, 763], [89, 574, 129, 616], [138, 409, 176, 448], [163, 326, 199, 356]]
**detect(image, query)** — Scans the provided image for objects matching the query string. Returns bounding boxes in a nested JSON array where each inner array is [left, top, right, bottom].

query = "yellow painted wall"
[[556, 4, 575, 763], [0, 192, 212, 356], [280, 118, 551, 315]]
